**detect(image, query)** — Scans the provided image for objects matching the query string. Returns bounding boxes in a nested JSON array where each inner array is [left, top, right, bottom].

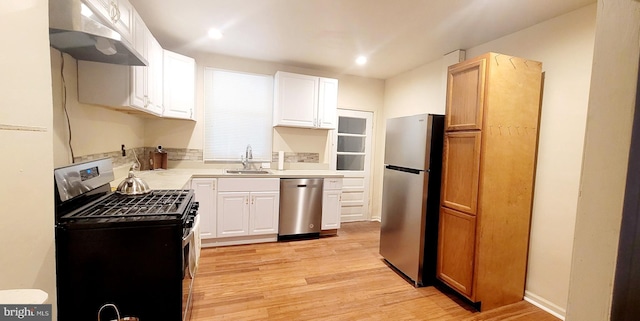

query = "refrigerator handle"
[[385, 165, 423, 174]]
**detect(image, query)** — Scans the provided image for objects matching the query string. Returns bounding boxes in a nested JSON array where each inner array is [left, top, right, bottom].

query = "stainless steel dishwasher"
[[278, 178, 324, 239]]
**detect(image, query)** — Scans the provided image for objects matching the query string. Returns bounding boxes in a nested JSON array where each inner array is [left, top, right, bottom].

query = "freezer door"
[[379, 166, 428, 284], [384, 114, 432, 170]]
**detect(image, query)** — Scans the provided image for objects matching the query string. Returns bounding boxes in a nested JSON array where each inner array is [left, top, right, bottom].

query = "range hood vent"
[[49, 0, 147, 66]]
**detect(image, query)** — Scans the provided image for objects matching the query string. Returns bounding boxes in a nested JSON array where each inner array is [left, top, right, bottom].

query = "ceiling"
[[129, 0, 595, 79]]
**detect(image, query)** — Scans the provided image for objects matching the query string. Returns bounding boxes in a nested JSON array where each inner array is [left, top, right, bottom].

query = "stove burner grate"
[[61, 189, 193, 220]]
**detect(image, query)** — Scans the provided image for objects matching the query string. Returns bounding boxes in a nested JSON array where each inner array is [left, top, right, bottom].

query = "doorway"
[[331, 109, 373, 222], [611, 56, 640, 320]]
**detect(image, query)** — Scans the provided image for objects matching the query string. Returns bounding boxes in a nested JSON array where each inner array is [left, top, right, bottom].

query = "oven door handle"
[[182, 228, 194, 247], [183, 215, 200, 279]]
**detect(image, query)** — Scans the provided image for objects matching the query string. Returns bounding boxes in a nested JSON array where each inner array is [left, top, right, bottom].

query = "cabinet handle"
[[245, 197, 249, 205], [318, 118, 322, 127], [109, 1, 117, 22], [251, 197, 254, 205], [112, 2, 121, 22]]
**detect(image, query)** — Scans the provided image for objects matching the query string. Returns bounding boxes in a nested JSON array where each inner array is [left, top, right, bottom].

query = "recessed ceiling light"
[[356, 56, 367, 65], [208, 28, 223, 40]]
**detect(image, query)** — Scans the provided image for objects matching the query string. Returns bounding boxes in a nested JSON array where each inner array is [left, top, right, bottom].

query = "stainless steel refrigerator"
[[379, 113, 444, 286]]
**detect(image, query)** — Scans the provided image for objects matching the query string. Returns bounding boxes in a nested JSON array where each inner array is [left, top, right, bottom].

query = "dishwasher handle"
[[297, 184, 307, 187]]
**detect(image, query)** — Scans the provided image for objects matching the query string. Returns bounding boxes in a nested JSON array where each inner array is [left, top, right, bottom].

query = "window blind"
[[203, 68, 273, 161]]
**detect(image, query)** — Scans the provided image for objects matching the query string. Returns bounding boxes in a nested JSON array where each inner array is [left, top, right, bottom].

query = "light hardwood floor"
[[191, 221, 559, 320]]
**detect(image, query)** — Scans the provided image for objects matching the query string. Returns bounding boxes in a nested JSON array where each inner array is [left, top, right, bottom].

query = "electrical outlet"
[[261, 162, 271, 169], [121, 144, 126, 157]]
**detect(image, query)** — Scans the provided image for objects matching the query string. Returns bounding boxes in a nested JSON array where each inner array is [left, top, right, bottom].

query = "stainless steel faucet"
[[241, 144, 252, 169]]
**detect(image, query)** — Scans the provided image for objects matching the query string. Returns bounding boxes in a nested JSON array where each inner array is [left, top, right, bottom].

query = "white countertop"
[[111, 168, 343, 190]]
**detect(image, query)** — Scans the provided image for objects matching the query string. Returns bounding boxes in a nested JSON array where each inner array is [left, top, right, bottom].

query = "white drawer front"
[[218, 178, 280, 192], [323, 178, 343, 190]]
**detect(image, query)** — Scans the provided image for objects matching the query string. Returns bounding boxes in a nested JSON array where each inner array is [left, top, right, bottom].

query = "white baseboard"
[[524, 291, 566, 320]]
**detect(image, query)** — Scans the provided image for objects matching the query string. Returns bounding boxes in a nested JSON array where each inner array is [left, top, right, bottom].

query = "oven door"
[[182, 214, 199, 321]]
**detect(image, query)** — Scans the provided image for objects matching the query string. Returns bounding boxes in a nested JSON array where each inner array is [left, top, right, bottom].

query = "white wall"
[[0, 0, 56, 315], [50, 50, 147, 168], [566, 0, 640, 320], [381, 4, 597, 317]]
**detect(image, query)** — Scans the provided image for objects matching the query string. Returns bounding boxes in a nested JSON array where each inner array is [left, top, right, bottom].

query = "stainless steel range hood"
[[49, 0, 147, 66]]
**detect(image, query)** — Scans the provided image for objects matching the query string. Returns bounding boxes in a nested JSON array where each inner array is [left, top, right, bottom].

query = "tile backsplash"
[[272, 152, 319, 163], [74, 148, 319, 169]]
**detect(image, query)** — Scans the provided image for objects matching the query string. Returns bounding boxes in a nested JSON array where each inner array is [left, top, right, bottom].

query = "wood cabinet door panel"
[[437, 207, 476, 298], [446, 59, 486, 131], [441, 131, 482, 214]]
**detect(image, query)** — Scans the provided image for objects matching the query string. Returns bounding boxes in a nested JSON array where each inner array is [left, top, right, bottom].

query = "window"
[[204, 68, 273, 161]]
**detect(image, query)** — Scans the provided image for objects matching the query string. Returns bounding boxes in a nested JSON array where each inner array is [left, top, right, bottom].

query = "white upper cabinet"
[[318, 77, 338, 129], [273, 71, 338, 129], [146, 35, 164, 115], [78, 9, 163, 116], [77, 4, 197, 120], [163, 50, 196, 120], [83, 0, 134, 45], [129, 9, 148, 109], [110, 0, 134, 44]]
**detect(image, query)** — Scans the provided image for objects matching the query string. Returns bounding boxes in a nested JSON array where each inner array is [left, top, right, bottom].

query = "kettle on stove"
[[115, 163, 151, 195]]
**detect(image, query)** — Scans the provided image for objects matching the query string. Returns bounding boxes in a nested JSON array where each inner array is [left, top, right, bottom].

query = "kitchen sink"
[[225, 169, 271, 174]]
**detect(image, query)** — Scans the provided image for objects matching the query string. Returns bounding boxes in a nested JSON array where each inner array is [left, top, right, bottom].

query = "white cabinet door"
[[249, 191, 280, 235], [322, 178, 342, 230], [78, 11, 165, 116], [191, 178, 217, 239], [146, 34, 163, 115], [217, 192, 250, 237], [111, 0, 134, 44], [82, 0, 111, 25], [163, 50, 195, 120], [83, 0, 133, 44], [273, 71, 318, 128], [130, 10, 147, 109], [317, 77, 338, 129], [273, 71, 338, 129]]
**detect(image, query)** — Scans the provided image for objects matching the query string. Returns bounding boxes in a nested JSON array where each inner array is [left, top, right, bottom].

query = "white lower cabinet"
[[190, 178, 217, 239], [193, 176, 341, 245], [216, 178, 280, 243], [322, 178, 343, 230], [249, 191, 280, 234], [217, 192, 250, 237]]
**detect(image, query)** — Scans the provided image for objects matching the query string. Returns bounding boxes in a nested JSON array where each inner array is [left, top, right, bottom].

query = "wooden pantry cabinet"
[[437, 52, 543, 311]]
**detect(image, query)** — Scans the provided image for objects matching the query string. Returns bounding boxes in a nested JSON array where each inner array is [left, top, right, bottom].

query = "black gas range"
[[54, 158, 199, 321]]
